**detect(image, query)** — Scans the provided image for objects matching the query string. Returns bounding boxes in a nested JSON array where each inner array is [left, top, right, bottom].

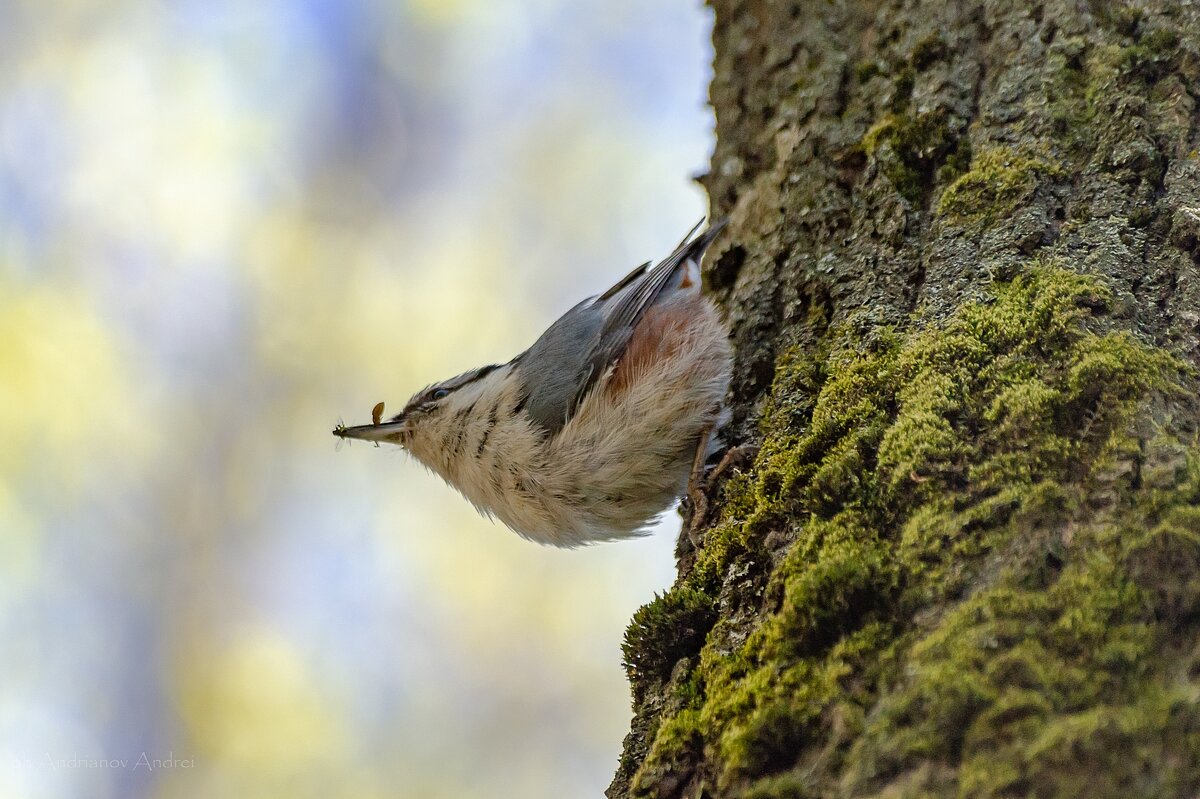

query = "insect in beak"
[[334, 404, 408, 446]]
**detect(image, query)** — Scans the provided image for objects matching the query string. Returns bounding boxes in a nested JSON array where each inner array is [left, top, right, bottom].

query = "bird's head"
[[333, 364, 505, 473]]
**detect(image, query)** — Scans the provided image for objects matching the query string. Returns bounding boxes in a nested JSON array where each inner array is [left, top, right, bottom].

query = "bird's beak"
[[332, 414, 408, 445]]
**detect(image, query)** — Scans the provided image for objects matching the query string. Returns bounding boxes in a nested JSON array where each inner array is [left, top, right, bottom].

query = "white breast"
[[409, 293, 732, 546]]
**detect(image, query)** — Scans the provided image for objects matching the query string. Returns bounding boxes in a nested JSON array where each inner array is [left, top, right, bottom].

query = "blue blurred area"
[[0, 2, 713, 797]]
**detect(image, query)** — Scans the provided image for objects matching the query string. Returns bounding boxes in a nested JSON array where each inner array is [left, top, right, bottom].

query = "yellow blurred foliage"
[[0, 276, 148, 484], [176, 629, 348, 769], [0, 3, 711, 797], [406, 0, 471, 24]]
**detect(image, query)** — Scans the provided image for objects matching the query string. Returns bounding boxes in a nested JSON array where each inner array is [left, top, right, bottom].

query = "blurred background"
[[0, 2, 714, 797]]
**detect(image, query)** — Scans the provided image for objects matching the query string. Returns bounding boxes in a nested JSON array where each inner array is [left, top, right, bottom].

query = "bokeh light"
[[0, 2, 713, 797]]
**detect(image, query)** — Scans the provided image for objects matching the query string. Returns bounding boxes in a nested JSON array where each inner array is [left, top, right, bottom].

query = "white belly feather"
[[411, 294, 732, 546]]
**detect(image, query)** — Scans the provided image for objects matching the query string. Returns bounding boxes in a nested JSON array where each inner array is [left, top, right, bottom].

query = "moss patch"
[[625, 266, 1193, 797], [623, 588, 717, 703], [863, 108, 968, 205], [936, 145, 1064, 228], [1042, 25, 1186, 178], [1118, 28, 1181, 83]]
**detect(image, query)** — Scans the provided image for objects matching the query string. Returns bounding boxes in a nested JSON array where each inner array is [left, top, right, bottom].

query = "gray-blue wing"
[[518, 219, 727, 435], [567, 219, 727, 411], [516, 297, 606, 434]]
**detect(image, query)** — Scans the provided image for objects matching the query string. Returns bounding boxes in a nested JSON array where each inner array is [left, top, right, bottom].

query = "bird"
[[334, 220, 733, 547]]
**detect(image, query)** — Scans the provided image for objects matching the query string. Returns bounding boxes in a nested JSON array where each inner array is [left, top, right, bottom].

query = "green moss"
[[740, 772, 813, 799], [937, 145, 1064, 228], [1043, 26, 1183, 167], [853, 558, 1155, 775], [854, 59, 882, 83], [683, 347, 827, 594], [623, 587, 717, 701], [854, 532, 1200, 795], [1045, 37, 1092, 145], [626, 266, 1191, 797], [1119, 27, 1180, 83], [937, 136, 973, 184], [863, 109, 965, 204], [1098, 3, 1142, 37]]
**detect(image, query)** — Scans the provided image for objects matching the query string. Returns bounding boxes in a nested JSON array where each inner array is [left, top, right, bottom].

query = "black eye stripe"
[[425, 365, 500, 402], [448, 364, 499, 389], [405, 363, 501, 414]]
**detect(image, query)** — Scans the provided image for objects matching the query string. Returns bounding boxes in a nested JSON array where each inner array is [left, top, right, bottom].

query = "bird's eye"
[[431, 388, 450, 401]]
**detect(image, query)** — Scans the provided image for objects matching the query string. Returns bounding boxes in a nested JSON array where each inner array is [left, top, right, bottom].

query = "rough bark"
[[610, 1, 1200, 797]]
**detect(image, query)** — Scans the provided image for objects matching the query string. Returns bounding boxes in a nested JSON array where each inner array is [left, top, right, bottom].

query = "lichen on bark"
[[610, 1, 1200, 797]]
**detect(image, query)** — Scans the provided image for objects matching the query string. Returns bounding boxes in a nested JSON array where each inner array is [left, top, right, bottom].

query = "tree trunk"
[[610, 1, 1200, 797]]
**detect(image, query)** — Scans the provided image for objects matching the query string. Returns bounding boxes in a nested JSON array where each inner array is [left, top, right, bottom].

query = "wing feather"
[[515, 219, 728, 435], [567, 219, 727, 415]]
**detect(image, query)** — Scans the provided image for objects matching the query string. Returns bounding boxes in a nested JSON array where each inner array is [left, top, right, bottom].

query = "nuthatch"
[[334, 220, 733, 547]]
